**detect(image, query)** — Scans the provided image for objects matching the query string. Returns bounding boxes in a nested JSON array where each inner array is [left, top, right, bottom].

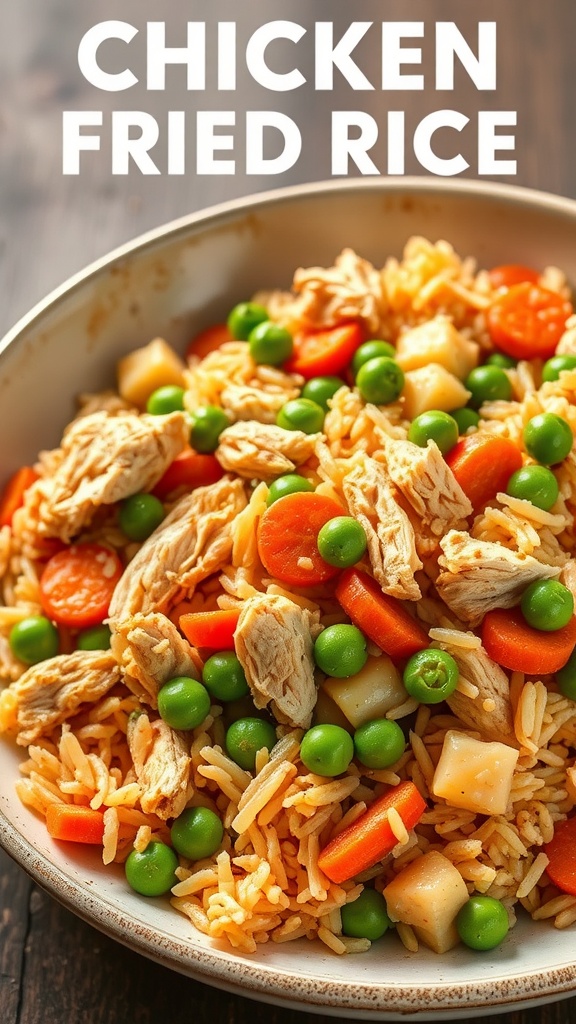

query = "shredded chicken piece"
[[109, 477, 247, 623], [260, 248, 387, 335], [216, 421, 321, 479], [234, 594, 318, 729], [442, 644, 517, 746], [31, 410, 189, 541], [561, 559, 576, 603], [220, 379, 301, 424], [342, 456, 422, 600], [127, 711, 191, 820], [0, 651, 120, 746], [111, 612, 202, 707], [436, 530, 560, 626], [380, 437, 472, 536]]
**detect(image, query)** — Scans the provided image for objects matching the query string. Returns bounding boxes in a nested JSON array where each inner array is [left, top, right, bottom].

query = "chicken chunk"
[[0, 651, 120, 746], [260, 248, 387, 335], [109, 477, 247, 624], [436, 530, 560, 626], [220, 380, 300, 424], [443, 644, 517, 746], [111, 612, 202, 707], [234, 594, 318, 729], [127, 711, 191, 820], [380, 438, 472, 536], [216, 422, 321, 479], [32, 410, 189, 541], [342, 456, 422, 600]]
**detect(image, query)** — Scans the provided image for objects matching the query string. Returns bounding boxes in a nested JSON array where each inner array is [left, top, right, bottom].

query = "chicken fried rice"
[[2, 236, 576, 956]]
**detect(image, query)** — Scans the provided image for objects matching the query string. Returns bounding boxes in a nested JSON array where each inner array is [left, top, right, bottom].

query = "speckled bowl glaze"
[[2, 178, 576, 1020]]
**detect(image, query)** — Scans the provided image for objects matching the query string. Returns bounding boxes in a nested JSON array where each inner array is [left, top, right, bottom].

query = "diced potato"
[[401, 363, 471, 420], [321, 654, 409, 728], [432, 730, 519, 816], [383, 850, 469, 953], [312, 686, 353, 731], [396, 318, 480, 379], [117, 337, 187, 407]]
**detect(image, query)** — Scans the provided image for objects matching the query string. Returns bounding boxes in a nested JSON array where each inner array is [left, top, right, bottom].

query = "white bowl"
[[2, 178, 576, 1020]]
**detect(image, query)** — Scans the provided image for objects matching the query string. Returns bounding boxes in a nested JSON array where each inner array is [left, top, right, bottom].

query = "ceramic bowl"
[[2, 178, 576, 1020]]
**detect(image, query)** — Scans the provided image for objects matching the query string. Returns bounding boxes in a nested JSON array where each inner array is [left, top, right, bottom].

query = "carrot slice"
[[40, 543, 123, 629], [0, 466, 39, 528], [335, 567, 428, 660], [46, 804, 105, 845], [257, 492, 343, 587], [481, 606, 576, 675], [445, 433, 523, 512], [186, 323, 233, 361], [487, 282, 573, 360], [318, 781, 426, 883], [152, 448, 223, 500], [179, 609, 240, 651], [285, 323, 364, 379], [488, 265, 539, 290], [544, 817, 576, 896]]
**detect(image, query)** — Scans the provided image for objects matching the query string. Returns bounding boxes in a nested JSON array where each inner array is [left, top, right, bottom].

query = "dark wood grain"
[[2, 2, 576, 1023]]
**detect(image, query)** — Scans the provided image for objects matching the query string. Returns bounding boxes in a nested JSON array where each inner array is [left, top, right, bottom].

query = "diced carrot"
[[284, 323, 364, 379], [45, 804, 105, 845], [257, 492, 343, 588], [152, 448, 223, 500], [40, 543, 123, 629], [544, 816, 576, 896], [488, 265, 540, 290], [185, 323, 233, 361], [335, 567, 428, 660], [179, 609, 240, 651], [487, 282, 573, 360], [318, 781, 426, 883], [481, 607, 576, 675], [445, 433, 523, 512], [0, 466, 39, 528]]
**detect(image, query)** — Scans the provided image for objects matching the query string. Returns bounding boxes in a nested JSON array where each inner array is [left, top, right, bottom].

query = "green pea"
[[402, 648, 459, 704], [276, 398, 325, 434], [506, 464, 559, 511], [301, 376, 345, 411], [248, 322, 293, 366], [266, 474, 314, 506], [352, 340, 396, 376], [299, 724, 354, 777], [556, 649, 576, 700], [353, 718, 406, 769], [189, 406, 229, 453], [542, 355, 576, 382], [202, 652, 249, 702], [316, 516, 367, 568], [125, 841, 178, 897], [227, 302, 268, 341], [313, 624, 368, 678], [485, 352, 518, 369], [9, 616, 59, 665], [356, 356, 404, 406], [407, 410, 459, 455], [119, 493, 165, 542], [76, 623, 112, 651], [157, 676, 211, 731], [225, 717, 277, 772], [451, 407, 480, 435], [341, 888, 391, 941], [465, 365, 512, 409], [523, 413, 573, 465], [170, 806, 224, 861], [456, 895, 509, 951], [520, 579, 574, 632], [146, 385, 186, 415]]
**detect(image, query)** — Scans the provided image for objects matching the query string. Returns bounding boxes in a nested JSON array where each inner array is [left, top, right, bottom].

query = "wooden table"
[[2, 3, 576, 1022]]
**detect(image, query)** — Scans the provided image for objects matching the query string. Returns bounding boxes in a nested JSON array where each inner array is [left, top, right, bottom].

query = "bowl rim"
[[3, 175, 576, 1018]]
